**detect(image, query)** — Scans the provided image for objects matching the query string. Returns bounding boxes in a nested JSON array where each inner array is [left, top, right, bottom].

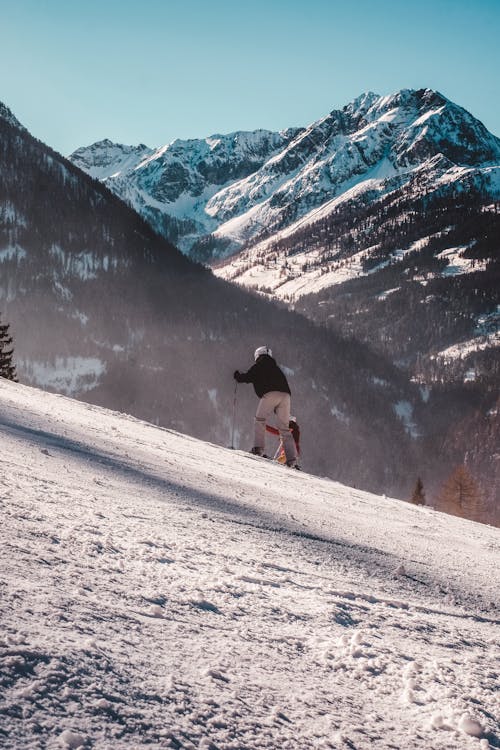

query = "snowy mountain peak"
[[70, 139, 154, 180], [346, 90, 380, 113], [70, 126, 300, 251], [69, 88, 500, 260]]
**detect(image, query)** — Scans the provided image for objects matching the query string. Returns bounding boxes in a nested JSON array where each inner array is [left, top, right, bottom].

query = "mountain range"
[[69, 89, 500, 518], [70, 88, 500, 267], [0, 99, 421, 502], [69, 88, 500, 378], [0, 90, 498, 520]]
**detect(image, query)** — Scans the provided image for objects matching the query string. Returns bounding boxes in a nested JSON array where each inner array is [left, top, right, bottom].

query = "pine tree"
[[0, 315, 17, 381], [437, 465, 482, 521], [410, 477, 426, 506]]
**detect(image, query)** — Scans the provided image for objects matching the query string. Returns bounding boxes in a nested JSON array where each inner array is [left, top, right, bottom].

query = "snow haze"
[[1, 381, 498, 748]]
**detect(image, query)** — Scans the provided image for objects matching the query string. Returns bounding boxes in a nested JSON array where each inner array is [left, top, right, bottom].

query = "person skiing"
[[266, 417, 300, 465], [234, 346, 298, 467]]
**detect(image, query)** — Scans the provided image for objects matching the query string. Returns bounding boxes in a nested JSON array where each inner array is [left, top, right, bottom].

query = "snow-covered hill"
[[1, 380, 498, 749]]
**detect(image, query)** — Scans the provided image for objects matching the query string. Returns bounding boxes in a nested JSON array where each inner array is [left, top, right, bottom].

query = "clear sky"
[[1, 0, 499, 155]]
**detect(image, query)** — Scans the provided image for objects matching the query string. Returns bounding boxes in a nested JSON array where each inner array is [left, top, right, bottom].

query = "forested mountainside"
[[200, 90, 498, 523], [269, 190, 500, 519], [0, 101, 419, 500], [291, 193, 499, 375]]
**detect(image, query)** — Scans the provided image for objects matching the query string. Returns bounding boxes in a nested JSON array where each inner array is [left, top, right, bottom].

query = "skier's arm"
[[234, 363, 258, 383]]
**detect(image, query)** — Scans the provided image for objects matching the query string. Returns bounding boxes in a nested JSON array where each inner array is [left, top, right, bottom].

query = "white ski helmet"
[[254, 345, 272, 361]]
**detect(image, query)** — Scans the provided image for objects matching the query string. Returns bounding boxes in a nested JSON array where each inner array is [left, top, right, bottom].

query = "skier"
[[266, 417, 300, 465], [234, 346, 298, 467]]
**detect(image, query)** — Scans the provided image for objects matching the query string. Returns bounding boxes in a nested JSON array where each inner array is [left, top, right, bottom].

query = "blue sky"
[[1, 0, 499, 154]]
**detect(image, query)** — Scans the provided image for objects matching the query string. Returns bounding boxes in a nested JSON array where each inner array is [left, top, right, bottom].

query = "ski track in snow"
[[0, 381, 498, 749]]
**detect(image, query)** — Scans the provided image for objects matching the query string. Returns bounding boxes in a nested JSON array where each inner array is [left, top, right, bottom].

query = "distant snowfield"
[[1, 382, 498, 749], [435, 332, 500, 362], [214, 231, 487, 302], [20, 356, 106, 396]]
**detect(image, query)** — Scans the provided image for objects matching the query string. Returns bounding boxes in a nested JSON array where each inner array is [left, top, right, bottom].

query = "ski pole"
[[230, 381, 238, 449]]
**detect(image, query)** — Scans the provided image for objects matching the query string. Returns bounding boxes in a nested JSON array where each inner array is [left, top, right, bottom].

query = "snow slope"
[[1, 381, 498, 749]]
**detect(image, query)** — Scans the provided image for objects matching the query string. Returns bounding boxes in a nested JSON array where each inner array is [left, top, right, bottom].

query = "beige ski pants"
[[254, 391, 297, 463]]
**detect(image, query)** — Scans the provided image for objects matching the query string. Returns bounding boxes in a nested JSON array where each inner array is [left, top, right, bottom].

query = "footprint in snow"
[[190, 599, 221, 614], [205, 668, 229, 682]]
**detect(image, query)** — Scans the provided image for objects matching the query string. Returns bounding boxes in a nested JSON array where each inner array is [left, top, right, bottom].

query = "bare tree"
[[437, 465, 482, 521]]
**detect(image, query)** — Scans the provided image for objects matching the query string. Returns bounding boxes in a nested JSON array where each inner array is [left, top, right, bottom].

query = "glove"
[[234, 370, 241, 381]]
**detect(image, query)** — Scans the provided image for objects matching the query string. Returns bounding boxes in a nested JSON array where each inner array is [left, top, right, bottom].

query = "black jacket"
[[235, 354, 291, 398]]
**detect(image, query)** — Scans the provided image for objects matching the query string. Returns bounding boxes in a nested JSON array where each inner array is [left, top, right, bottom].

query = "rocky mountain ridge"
[[70, 88, 500, 266], [70, 128, 299, 252]]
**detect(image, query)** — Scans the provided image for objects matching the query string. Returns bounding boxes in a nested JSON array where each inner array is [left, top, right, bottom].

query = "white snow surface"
[[434, 332, 500, 361], [432, 306, 500, 362], [1, 380, 499, 749], [437, 246, 488, 277], [20, 356, 106, 395]]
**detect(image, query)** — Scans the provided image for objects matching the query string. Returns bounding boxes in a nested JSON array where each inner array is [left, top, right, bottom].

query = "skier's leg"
[[275, 394, 297, 464], [254, 393, 277, 453]]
